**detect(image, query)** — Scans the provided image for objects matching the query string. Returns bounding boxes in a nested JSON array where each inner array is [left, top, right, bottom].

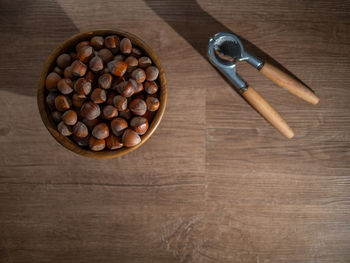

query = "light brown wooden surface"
[[1, 0, 350, 262]]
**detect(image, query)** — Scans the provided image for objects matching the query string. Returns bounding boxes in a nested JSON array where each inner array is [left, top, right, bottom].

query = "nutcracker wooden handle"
[[260, 62, 319, 105], [242, 86, 294, 139]]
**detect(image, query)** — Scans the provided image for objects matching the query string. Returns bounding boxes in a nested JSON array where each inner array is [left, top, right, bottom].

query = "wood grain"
[[260, 62, 320, 104], [1, 0, 350, 262]]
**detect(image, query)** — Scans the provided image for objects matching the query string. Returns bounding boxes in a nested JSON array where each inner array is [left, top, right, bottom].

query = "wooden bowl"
[[37, 30, 167, 158]]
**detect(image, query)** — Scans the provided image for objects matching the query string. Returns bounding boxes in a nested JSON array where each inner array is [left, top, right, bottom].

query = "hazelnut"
[[135, 82, 144, 94], [122, 129, 141, 147], [125, 56, 138, 72], [73, 121, 88, 138], [46, 92, 57, 111], [106, 91, 117, 105], [98, 48, 113, 63], [119, 109, 132, 120], [90, 36, 104, 50], [91, 88, 106, 104], [71, 60, 87, 77], [72, 93, 86, 108], [104, 35, 120, 53], [89, 55, 103, 72], [144, 81, 158, 94], [130, 117, 149, 135], [108, 60, 127, 77], [98, 73, 113, 89], [129, 98, 147, 116], [146, 96, 160, 111], [73, 134, 89, 147], [89, 136, 106, 151], [80, 101, 100, 120], [120, 38, 132, 54], [92, 122, 109, 139], [116, 81, 134, 97], [145, 66, 159, 81], [102, 105, 118, 119], [57, 121, 72, 136], [53, 66, 63, 76], [110, 117, 128, 136], [51, 111, 62, 123], [55, 95, 71, 112], [106, 135, 123, 150], [56, 53, 71, 68], [131, 68, 146, 83], [62, 109, 78, 126], [63, 66, 74, 79], [57, 78, 73, 94], [74, 78, 91, 96], [85, 71, 97, 83], [82, 118, 100, 131], [128, 78, 142, 94], [113, 95, 127, 111], [131, 47, 142, 58], [77, 45, 94, 63], [138, 57, 152, 68], [45, 72, 61, 91], [76, 41, 90, 52], [114, 54, 125, 62]]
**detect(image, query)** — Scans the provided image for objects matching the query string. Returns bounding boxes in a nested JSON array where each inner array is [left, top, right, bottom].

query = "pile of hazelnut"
[[45, 35, 160, 151]]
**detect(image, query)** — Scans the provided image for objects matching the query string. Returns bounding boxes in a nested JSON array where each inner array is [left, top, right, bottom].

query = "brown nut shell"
[[138, 56, 152, 68], [57, 78, 73, 94], [71, 60, 87, 77], [55, 95, 71, 112], [62, 109, 78, 126], [130, 117, 149, 135], [110, 117, 128, 136], [106, 135, 123, 150], [56, 53, 71, 69], [74, 78, 91, 96], [129, 98, 147, 116], [144, 81, 158, 95], [145, 66, 159, 81], [57, 121, 72, 136], [80, 101, 100, 120], [90, 36, 104, 50], [120, 38, 132, 54], [45, 72, 61, 91], [98, 73, 113, 90], [102, 105, 118, 119], [122, 129, 141, 147], [98, 48, 113, 63], [92, 123, 109, 140], [146, 96, 160, 111], [89, 136, 106, 151], [73, 121, 89, 138], [113, 95, 128, 111], [91, 88, 106, 104], [131, 68, 146, 83], [89, 55, 104, 72]]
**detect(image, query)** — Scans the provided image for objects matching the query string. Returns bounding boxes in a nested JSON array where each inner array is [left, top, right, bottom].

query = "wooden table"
[[1, 0, 349, 262]]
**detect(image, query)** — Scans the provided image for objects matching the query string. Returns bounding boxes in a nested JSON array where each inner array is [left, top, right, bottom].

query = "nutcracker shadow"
[[144, 0, 312, 92], [0, 0, 79, 97]]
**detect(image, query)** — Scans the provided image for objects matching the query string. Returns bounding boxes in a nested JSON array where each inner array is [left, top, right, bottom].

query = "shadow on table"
[[144, 0, 311, 91], [0, 0, 79, 97]]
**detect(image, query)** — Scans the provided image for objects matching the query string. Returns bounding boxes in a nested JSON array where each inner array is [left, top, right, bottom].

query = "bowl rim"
[[37, 29, 167, 159]]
